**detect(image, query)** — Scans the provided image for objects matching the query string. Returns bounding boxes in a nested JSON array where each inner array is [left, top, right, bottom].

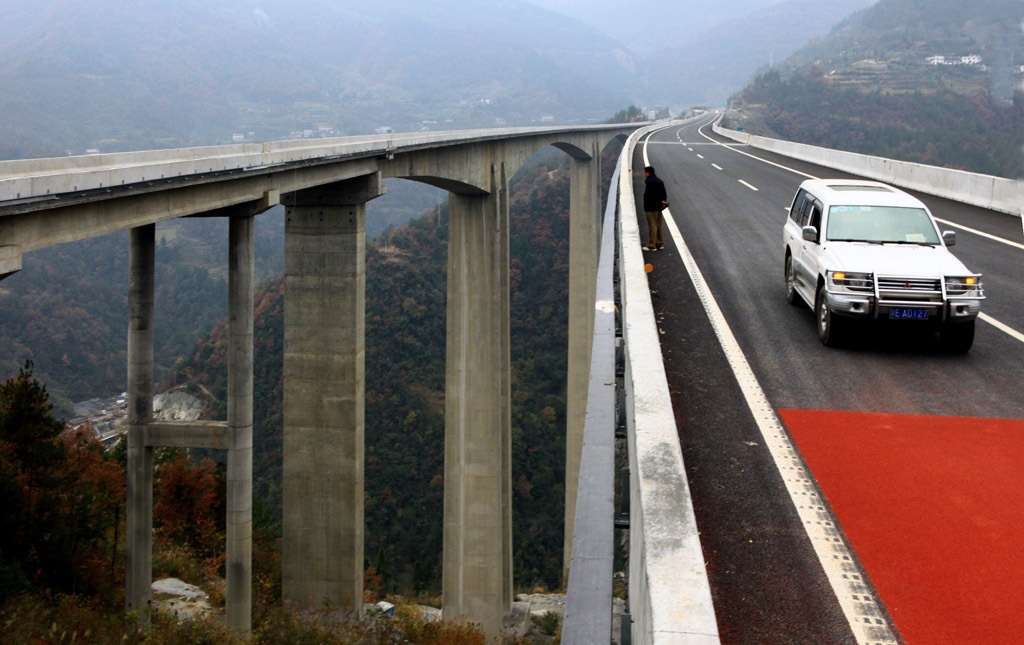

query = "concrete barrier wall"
[[619, 121, 720, 645], [0, 123, 639, 201], [713, 121, 1022, 217]]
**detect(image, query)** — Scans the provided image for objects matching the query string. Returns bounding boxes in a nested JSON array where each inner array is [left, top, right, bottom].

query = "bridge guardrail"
[[713, 119, 1022, 218], [617, 121, 720, 645]]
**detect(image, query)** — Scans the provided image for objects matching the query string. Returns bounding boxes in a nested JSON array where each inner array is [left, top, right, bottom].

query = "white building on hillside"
[[925, 54, 982, 66]]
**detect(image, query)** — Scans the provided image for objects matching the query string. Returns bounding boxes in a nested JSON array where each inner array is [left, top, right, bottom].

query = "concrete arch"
[[381, 131, 629, 197], [552, 141, 592, 160]]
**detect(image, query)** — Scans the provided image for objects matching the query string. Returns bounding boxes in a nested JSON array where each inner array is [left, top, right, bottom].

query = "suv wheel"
[[785, 255, 801, 306], [940, 320, 975, 353], [816, 284, 844, 346]]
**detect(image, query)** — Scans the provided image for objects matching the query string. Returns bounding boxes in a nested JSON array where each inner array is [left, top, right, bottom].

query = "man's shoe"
[[657, 245, 664, 250], [644, 245, 655, 251]]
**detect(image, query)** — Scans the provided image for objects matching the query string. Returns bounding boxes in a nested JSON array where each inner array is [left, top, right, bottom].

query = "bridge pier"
[[282, 174, 383, 612], [0, 244, 21, 279], [564, 142, 602, 576], [125, 213, 256, 634], [442, 163, 513, 638], [226, 215, 254, 632], [126, 225, 155, 618]]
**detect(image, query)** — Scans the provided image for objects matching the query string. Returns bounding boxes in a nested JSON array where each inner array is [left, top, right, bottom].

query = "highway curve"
[[632, 114, 1024, 644]]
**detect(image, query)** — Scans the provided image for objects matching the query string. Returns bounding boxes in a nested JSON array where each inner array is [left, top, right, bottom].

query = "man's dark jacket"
[[644, 173, 667, 211]]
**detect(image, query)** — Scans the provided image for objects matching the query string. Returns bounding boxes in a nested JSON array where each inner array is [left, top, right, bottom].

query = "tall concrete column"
[[226, 215, 254, 633], [564, 144, 601, 577], [442, 163, 513, 639], [282, 174, 382, 611], [126, 224, 155, 617]]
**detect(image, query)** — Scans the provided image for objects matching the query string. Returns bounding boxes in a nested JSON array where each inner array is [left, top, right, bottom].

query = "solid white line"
[[712, 163, 723, 171], [661, 207, 898, 645], [979, 313, 1024, 343], [642, 133, 897, 645], [738, 179, 759, 191], [933, 217, 1024, 251]]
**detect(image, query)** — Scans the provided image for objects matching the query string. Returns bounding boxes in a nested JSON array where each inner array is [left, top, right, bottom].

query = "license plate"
[[890, 307, 929, 320]]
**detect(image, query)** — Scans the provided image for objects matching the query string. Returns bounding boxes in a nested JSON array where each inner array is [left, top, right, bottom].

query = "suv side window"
[[807, 202, 823, 243], [790, 190, 808, 224], [797, 194, 815, 227]]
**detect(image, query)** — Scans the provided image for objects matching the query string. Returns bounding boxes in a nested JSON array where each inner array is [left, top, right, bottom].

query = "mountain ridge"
[[724, 0, 1022, 178], [0, 0, 640, 159]]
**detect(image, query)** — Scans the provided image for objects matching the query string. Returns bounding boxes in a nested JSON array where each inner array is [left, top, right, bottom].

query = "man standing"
[[643, 166, 668, 251]]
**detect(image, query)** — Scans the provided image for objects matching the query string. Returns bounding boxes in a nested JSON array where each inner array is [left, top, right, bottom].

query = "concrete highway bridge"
[[2, 115, 1021, 644]]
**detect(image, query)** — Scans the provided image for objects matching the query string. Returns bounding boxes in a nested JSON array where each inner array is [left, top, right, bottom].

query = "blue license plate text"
[[890, 308, 929, 320]]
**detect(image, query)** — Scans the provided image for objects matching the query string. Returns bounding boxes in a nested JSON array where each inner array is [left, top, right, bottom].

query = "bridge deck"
[[632, 115, 1024, 644]]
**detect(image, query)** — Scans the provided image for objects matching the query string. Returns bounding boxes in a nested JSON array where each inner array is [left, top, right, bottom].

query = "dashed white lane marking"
[[697, 153, 705, 159], [738, 179, 759, 191], [645, 125, 898, 645], [696, 121, 817, 179], [692, 120, 1024, 343], [712, 163, 723, 170]]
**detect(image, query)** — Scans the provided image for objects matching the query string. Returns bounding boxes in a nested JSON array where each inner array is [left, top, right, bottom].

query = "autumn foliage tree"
[[0, 362, 125, 601], [153, 456, 222, 557]]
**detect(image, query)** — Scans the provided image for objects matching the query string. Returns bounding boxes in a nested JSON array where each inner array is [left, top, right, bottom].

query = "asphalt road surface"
[[632, 114, 1024, 644]]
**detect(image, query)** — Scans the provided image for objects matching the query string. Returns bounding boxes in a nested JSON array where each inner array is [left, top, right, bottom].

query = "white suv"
[[783, 179, 984, 352]]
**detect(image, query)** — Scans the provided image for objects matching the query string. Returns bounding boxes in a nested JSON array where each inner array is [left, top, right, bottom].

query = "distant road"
[[634, 115, 1024, 644]]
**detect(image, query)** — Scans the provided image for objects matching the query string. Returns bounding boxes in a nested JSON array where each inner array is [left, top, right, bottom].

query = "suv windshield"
[[826, 206, 940, 245]]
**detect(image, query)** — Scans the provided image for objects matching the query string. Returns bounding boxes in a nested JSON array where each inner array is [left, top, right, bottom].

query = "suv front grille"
[[876, 275, 942, 302]]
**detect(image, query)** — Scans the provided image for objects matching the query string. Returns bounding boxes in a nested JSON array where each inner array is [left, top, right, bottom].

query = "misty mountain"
[[0, 0, 640, 159], [528, 0, 784, 55], [641, 0, 874, 106]]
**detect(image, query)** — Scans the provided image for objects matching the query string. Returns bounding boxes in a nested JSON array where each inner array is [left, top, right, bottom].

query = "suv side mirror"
[[942, 230, 956, 246], [802, 226, 818, 242]]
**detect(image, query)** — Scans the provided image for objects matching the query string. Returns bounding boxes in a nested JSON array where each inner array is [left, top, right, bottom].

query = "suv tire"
[[785, 255, 801, 307], [940, 320, 975, 354], [816, 284, 845, 346]]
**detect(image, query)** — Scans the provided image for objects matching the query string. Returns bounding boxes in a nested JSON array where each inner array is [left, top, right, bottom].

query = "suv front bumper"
[[826, 291, 982, 321]]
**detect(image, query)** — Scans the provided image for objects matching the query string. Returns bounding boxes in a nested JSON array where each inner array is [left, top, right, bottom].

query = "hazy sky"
[[527, 0, 785, 53]]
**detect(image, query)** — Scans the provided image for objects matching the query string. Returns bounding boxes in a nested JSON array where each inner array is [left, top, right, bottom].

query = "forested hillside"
[[0, 180, 443, 418], [725, 0, 1023, 178], [161, 145, 620, 592], [0, 217, 283, 416], [730, 68, 1021, 177]]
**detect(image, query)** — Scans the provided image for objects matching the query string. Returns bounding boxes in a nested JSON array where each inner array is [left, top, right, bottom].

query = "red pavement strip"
[[780, 409, 1024, 645]]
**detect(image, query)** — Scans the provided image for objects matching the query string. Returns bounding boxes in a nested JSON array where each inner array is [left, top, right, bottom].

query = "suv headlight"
[[827, 270, 873, 293], [945, 275, 984, 297]]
